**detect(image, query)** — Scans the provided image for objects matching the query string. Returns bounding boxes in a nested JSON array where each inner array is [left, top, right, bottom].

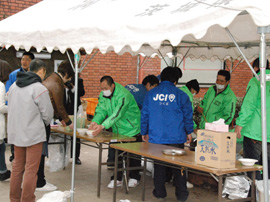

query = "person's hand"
[[186, 134, 192, 144], [142, 135, 149, 142], [68, 122, 74, 130], [235, 125, 243, 139], [92, 125, 104, 136], [197, 106, 204, 114], [61, 120, 67, 127], [89, 122, 98, 130]]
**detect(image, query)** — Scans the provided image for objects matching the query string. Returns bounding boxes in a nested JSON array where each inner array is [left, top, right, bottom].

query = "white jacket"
[[7, 76, 53, 147], [0, 81, 7, 140]]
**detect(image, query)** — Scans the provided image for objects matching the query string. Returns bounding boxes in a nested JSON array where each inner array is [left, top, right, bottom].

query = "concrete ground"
[[0, 143, 218, 202]]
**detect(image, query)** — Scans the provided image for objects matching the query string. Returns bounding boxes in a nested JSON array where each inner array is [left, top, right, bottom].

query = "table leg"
[[63, 135, 67, 170], [113, 149, 119, 202], [97, 143, 102, 197], [218, 175, 223, 202], [251, 171, 256, 202], [142, 157, 146, 201]]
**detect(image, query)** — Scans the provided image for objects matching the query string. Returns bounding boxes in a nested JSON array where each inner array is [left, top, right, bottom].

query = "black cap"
[[186, 79, 200, 93]]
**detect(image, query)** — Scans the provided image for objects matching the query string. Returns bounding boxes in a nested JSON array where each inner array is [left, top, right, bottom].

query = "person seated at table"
[[141, 66, 193, 202], [89, 75, 141, 189]]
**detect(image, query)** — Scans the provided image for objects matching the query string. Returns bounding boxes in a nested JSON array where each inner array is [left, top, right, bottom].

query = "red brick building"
[[0, 0, 254, 99]]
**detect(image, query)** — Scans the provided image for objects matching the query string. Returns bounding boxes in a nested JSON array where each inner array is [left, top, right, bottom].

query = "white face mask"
[[192, 93, 196, 97], [103, 89, 112, 97], [216, 83, 225, 90]]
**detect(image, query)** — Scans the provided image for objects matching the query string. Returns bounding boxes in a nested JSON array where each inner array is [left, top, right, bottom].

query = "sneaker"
[[36, 182, 57, 192], [107, 180, 122, 189], [0, 170, 11, 181], [186, 181, 194, 189], [128, 178, 139, 188]]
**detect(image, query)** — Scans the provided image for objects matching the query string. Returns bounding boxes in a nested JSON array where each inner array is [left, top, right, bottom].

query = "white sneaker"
[[107, 180, 122, 189], [128, 178, 139, 188], [36, 182, 57, 192], [186, 181, 194, 189]]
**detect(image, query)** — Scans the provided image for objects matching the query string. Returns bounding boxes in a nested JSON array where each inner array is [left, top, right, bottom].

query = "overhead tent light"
[[16, 51, 51, 59]]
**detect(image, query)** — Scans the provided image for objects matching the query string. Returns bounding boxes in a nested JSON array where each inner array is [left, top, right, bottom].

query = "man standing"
[[235, 58, 270, 180], [35, 60, 74, 191], [141, 66, 193, 202], [89, 76, 141, 188], [6, 51, 35, 162], [8, 59, 53, 202], [64, 76, 85, 165], [197, 70, 236, 129], [180, 79, 200, 130], [125, 75, 159, 109]]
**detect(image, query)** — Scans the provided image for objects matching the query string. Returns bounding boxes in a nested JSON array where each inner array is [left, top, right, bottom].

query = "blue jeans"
[[0, 142, 7, 173], [243, 136, 270, 180]]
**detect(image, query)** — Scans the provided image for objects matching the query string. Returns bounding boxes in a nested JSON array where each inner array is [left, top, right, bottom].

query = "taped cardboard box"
[[196, 129, 236, 169]]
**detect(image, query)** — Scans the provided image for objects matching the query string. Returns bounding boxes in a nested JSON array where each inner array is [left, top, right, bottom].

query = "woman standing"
[[0, 59, 12, 181]]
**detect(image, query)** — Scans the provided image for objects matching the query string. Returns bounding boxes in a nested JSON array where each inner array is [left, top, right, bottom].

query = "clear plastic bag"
[[222, 175, 250, 199], [37, 191, 70, 202], [46, 134, 70, 172]]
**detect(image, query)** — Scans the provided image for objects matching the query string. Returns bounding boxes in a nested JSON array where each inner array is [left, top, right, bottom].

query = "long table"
[[50, 126, 136, 197], [111, 142, 263, 202]]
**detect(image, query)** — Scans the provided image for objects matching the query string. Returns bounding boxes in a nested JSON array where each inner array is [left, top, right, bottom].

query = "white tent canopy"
[[0, 0, 269, 61], [1, 1, 270, 202]]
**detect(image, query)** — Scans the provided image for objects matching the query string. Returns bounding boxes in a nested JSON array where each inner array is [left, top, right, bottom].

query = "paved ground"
[[0, 142, 218, 202]]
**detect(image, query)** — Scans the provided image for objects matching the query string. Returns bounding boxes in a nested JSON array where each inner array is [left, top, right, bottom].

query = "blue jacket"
[[5, 67, 25, 92], [141, 81, 194, 144], [125, 84, 147, 110]]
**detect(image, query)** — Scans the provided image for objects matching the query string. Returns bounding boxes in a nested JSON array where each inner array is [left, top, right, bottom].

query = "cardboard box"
[[205, 122, 229, 132], [196, 129, 236, 169]]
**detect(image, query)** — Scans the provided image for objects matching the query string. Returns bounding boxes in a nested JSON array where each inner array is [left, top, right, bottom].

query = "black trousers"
[[71, 138, 81, 159], [36, 125, 50, 188], [153, 144, 189, 201], [110, 134, 142, 181]]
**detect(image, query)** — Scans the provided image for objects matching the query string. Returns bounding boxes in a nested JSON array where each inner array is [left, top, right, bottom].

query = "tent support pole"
[[225, 28, 259, 80], [258, 26, 270, 202], [136, 55, 140, 84], [80, 49, 99, 72], [70, 53, 80, 202]]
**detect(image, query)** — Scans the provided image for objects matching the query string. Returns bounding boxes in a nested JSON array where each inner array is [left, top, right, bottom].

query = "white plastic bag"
[[37, 191, 70, 202], [222, 175, 250, 199], [46, 134, 70, 172]]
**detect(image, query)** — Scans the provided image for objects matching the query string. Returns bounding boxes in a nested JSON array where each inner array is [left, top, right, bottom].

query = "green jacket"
[[199, 85, 236, 129], [92, 82, 141, 137], [180, 86, 197, 129], [236, 70, 270, 142]]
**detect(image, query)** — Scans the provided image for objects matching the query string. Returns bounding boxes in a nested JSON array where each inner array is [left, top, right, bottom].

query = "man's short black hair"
[[29, 59, 46, 73], [22, 51, 35, 60], [174, 67, 182, 80], [142, 75, 159, 86], [217, 70, 231, 81], [252, 58, 269, 69], [57, 60, 75, 79], [100, 76, 115, 86], [161, 66, 179, 83], [186, 79, 200, 93]]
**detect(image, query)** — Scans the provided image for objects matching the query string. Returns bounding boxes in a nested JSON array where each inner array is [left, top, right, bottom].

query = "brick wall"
[[0, 0, 42, 20]]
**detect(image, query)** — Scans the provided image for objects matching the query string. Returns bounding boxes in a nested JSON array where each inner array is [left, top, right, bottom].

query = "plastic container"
[[256, 180, 270, 202], [83, 98, 98, 116]]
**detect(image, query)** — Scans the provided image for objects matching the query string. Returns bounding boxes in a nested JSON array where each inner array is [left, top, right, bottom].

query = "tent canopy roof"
[[0, 0, 270, 61]]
